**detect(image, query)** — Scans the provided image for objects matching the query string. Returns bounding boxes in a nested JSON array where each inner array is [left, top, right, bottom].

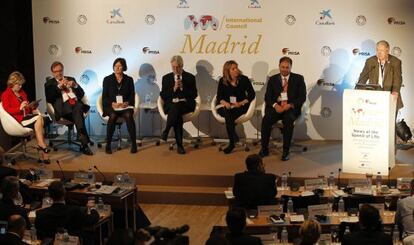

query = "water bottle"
[[287, 198, 294, 214], [328, 172, 335, 189], [281, 227, 288, 244], [87, 168, 95, 184], [30, 224, 37, 241], [376, 172, 382, 188], [344, 226, 350, 235], [393, 225, 400, 244], [281, 173, 288, 190], [338, 197, 345, 213], [97, 197, 104, 212]]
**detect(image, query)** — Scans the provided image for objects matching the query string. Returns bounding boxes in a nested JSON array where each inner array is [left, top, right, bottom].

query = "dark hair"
[[48, 181, 65, 201], [279, 56, 292, 65], [359, 204, 381, 231], [107, 229, 136, 245], [113, 58, 127, 71], [50, 61, 64, 71], [7, 215, 26, 233], [225, 207, 246, 235], [0, 176, 19, 200], [245, 154, 262, 171]]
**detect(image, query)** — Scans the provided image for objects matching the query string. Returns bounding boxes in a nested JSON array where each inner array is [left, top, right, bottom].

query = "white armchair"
[[96, 93, 139, 150], [157, 95, 201, 150], [0, 102, 39, 164], [210, 95, 256, 151]]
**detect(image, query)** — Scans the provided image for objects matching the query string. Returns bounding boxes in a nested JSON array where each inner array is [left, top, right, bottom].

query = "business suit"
[[44, 76, 90, 146], [216, 75, 256, 147], [357, 54, 403, 110], [225, 233, 263, 245], [233, 170, 277, 210], [0, 232, 28, 245], [35, 203, 99, 240], [341, 230, 392, 245], [160, 70, 197, 146], [0, 199, 30, 229], [396, 196, 414, 238], [260, 72, 306, 153], [102, 73, 136, 149]]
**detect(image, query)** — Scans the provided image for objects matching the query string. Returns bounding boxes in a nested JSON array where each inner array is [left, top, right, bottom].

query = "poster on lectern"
[[342, 89, 396, 175]]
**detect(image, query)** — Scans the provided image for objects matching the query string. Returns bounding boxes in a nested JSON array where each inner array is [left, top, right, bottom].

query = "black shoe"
[[105, 145, 112, 154], [130, 145, 138, 154], [223, 144, 235, 154], [161, 130, 168, 141], [37, 145, 51, 153], [82, 145, 93, 156], [258, 147, 269, 158], [177, 145, 186, 154], [281, 150, 290, 161]]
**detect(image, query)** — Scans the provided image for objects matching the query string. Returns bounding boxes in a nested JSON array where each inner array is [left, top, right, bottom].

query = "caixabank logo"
[[184, 15, 219, 31], [112, 44, 122, 55], [48, 44, 61, 57], [77, 15, 87, 25], [177, 0, 189, 8], [75, 47, 92, 54], [248, 0, 261, 8], [43, 17, 60, 24], [107, 8, 125, 24], [315, 9, 335, 25]]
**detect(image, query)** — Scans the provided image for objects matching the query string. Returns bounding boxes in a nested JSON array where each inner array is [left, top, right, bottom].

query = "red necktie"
[[281, 77, 288, 106]]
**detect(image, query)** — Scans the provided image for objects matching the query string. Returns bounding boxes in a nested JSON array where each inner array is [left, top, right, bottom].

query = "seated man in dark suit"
[[0, 176, 29, 227], [0, 214, 28, 245], [45, 61, 92, 155], [225, 207, 262, 245], [233, 154, 277, 210], [342, 204, 392, 245], [35, 181, 99, 241], [0, 166, 17, 183]]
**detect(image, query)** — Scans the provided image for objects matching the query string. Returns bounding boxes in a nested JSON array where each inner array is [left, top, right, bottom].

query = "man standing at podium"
[[357, 40, 403, 111]]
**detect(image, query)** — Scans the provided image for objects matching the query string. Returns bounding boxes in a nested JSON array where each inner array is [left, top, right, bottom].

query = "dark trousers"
[[217, 107, 247, 144], [261, 107, 297, 152], [164, 102, 193, 146], [54, 100, 90, 145], [106, 109, 136, 145]]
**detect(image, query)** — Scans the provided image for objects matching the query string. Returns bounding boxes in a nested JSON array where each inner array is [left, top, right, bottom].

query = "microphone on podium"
[[94, 165, 113, 186], [388, 167, 391, 187], [56, 160, 69, 183]]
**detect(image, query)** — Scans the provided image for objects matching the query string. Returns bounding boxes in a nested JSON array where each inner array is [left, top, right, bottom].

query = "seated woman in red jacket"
[[1, 71, 50, 164]]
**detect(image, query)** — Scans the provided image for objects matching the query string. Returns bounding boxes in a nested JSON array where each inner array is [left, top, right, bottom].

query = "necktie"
[[281, 78, 288, 106]]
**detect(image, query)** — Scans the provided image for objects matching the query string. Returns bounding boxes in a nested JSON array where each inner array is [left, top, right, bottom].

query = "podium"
[[342, 89, 396, 175]]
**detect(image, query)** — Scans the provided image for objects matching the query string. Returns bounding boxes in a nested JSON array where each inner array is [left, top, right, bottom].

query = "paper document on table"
[[95, 185, 119, 194]]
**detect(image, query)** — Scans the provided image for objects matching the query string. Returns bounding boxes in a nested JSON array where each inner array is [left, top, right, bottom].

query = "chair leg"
[[3, 138, 40, 164]]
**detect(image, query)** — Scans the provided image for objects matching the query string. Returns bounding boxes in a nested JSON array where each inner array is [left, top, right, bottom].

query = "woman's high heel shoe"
[[37, 145, 51, 153]]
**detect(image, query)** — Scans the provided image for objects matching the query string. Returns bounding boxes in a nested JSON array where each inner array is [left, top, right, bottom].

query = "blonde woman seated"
[[295, 219, 321, 245], [1, 71, 50, 164]]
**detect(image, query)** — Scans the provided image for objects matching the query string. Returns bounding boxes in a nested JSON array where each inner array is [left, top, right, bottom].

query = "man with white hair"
[[357, 40, 403, 111], [160, 55, 198, 154]]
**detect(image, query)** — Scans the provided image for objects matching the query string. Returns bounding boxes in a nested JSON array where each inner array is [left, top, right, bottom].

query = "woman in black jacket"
[[102, 58, 137, 154], [216, 60, 255, 154]]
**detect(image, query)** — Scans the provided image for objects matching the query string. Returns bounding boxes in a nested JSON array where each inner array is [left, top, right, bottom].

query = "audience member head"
[[410, 179, 414, 195], [48, 180, 66, 202], [279, 56, 292, 77], [7, 71, 26, 89], [245, 154, 264, 173], [1, 176, 20, 200], [113, 57, 128, 73], [359, 204, 382, 231], [225, 207, 246, 235], [222, 60, 242, 85], [50, 61, 64, 81], [7, 214, 26, 238], [299, 219, 321, 244]]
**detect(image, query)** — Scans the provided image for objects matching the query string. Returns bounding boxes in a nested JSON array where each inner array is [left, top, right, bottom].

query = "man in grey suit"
[[396, 179, 414, 243], [357, 40, 403, 111]]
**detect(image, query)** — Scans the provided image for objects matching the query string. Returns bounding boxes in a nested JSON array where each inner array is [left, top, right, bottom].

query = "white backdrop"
[[32, 0, 414, 140]]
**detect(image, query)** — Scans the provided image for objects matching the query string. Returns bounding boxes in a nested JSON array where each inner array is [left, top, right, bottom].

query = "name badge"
[[280, 92, 288, 101], [116, 95, 123, 104], [230, 96, 237, 104]]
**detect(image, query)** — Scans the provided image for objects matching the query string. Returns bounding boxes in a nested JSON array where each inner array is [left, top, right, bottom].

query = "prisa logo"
[[184, 15, 219, 31]]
